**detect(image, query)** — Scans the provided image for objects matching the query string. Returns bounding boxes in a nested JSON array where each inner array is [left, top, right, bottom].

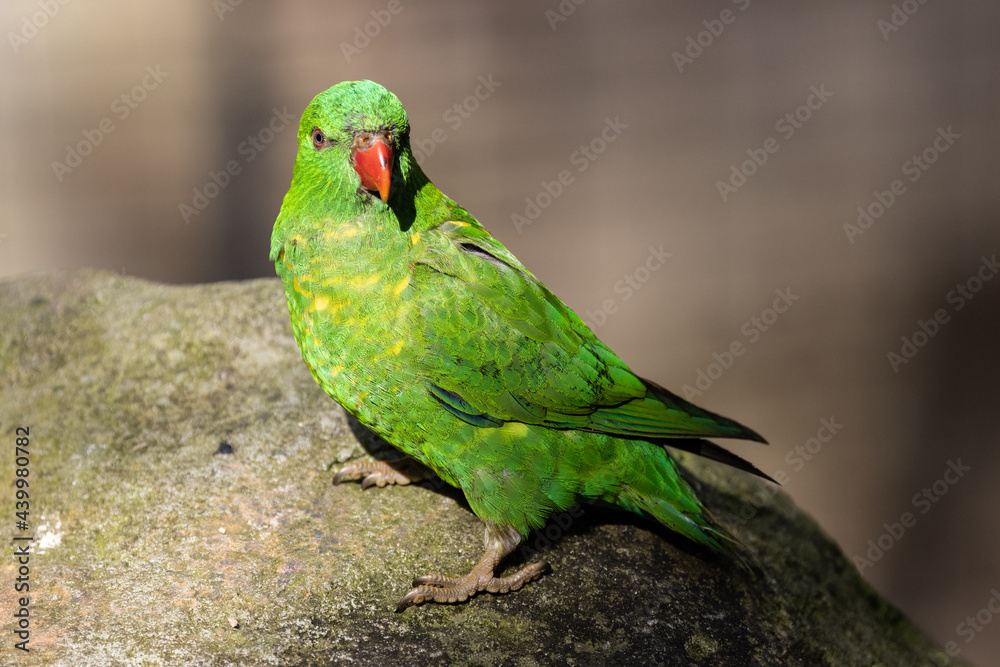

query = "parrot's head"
[[294, 80, 413, 206]]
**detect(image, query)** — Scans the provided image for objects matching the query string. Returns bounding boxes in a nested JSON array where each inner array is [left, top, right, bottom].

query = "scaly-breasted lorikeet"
[[271, 80, 770, 611]]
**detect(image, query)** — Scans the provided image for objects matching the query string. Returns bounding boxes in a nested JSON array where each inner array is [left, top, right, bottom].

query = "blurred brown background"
[[3, 0, 999, 662]]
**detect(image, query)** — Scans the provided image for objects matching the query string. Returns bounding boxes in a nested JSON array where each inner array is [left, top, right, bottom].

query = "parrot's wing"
[[411, 220, 766, 444]]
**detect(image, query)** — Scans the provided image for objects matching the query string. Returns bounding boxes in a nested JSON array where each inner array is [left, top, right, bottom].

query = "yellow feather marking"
[[293, 274, 317, 296], [446, 220, 492, 236], [351, 274, 381, 288], [504, 422, 530, 439], [389, 340, 405, 356], [310, 295, 347, 315], [391, 276, 410, 296], [410, 232, 421, 244], [329, 364, 345, 378], [324, 225, 360, 239]]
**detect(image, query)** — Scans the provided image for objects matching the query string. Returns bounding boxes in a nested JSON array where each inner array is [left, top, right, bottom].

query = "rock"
[[0, 270, 964, 666]]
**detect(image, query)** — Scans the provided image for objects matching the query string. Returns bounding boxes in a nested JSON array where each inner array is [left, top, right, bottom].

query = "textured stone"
[[0, 270, 964, 666]]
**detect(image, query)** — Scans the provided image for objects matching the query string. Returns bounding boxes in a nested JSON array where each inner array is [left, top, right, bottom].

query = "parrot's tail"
[[620, 485, 723, 550], [611, 440, 757, 569], [624, 488, 758, 570]]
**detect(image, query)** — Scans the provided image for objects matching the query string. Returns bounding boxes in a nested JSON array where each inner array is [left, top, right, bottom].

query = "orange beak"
[[353, 138, 393, 203]]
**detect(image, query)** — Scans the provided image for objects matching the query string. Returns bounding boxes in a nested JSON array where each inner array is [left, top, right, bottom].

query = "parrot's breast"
[[276, 225, 425, 445]]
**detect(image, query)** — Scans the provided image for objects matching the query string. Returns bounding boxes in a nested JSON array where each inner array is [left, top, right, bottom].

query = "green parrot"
[[271, 80, 770, 612]]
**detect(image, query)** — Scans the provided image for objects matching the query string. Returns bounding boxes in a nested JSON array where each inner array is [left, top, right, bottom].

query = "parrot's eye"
[[311, 128, 328, 150]]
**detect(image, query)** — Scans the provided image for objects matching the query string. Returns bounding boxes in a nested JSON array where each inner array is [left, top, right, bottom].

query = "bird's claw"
[[332, 457, 430, 489], [395, 560, 549, 612]]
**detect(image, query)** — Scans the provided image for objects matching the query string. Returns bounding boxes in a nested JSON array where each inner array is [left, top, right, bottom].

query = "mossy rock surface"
[[0, 270, 964, 666]]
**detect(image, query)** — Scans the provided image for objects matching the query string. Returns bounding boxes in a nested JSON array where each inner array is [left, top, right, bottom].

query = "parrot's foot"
[[332, 457, 431, 489], [396, 523, 549, 612]]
